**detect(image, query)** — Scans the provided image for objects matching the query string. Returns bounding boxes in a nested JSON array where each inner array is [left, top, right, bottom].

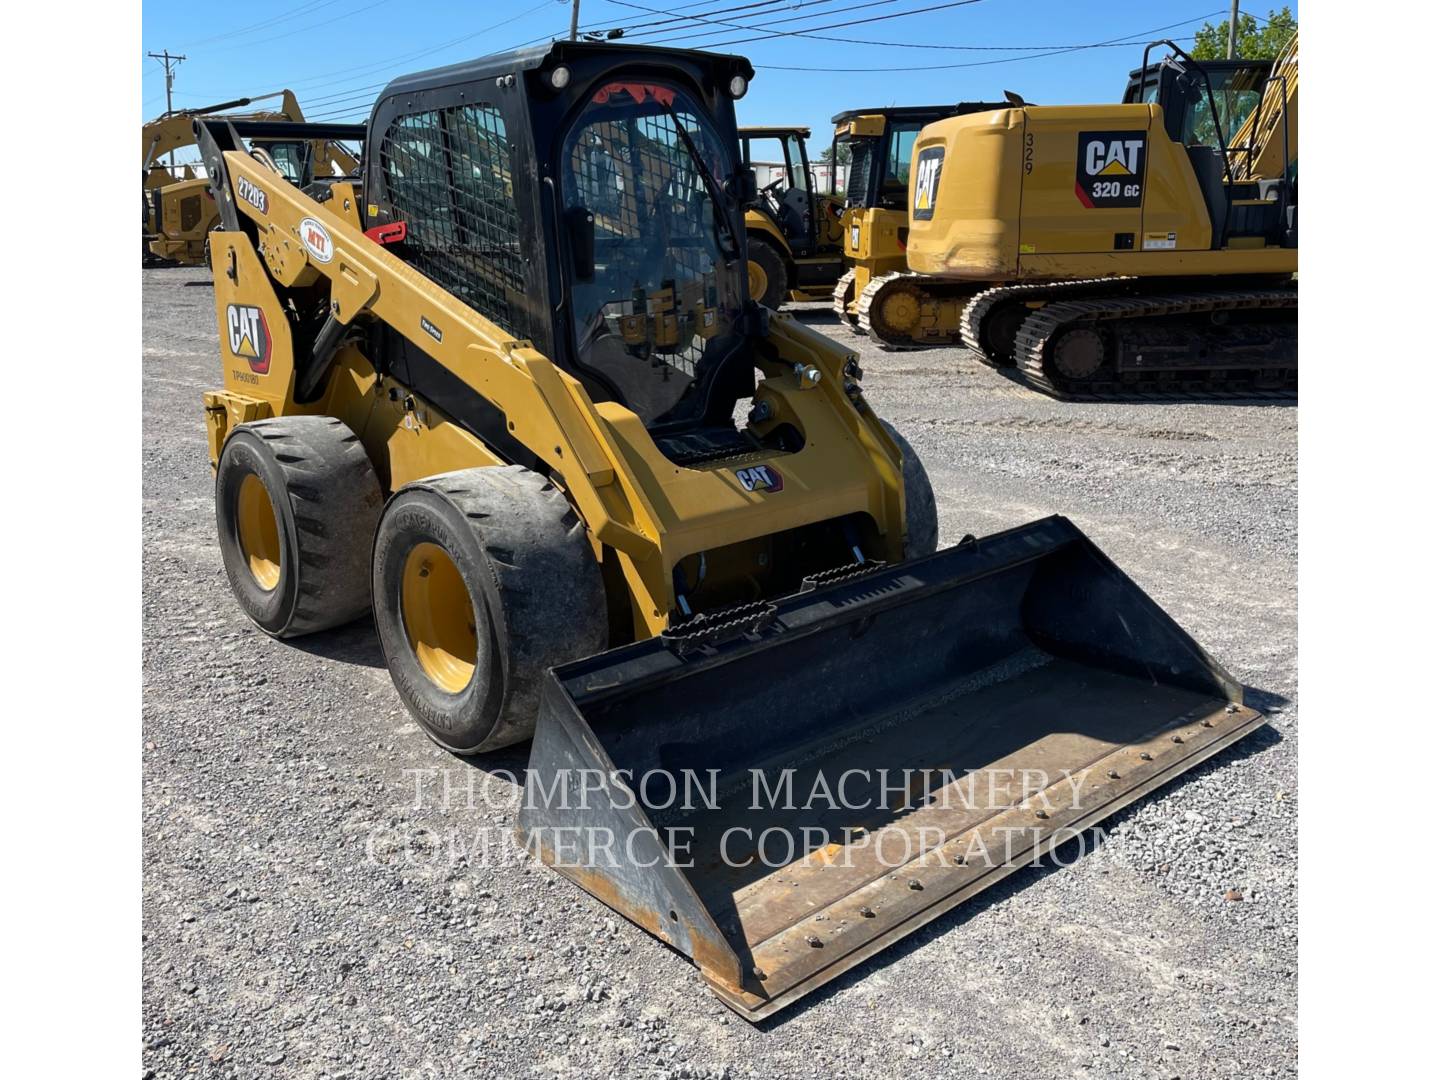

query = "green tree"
[[1192, 6, 1297, 61], [819, 143, 852, 165]]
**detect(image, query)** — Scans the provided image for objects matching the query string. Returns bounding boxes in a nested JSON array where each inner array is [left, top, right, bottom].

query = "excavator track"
[[831, 268, 860, 331], [1012, 288, 1297, 401], [857, 273, 925, 349], [857, 272, 979, 350], [960, 278, 1136, 366]]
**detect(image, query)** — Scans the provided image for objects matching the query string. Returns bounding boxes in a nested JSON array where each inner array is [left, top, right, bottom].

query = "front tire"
[[746, 236, 789, 310], [372, 465, 608, 754], [215, 416, 382, 638]]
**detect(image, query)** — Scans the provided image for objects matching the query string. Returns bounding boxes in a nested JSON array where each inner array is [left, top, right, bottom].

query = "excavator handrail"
[[1140, 38, 1237, 242]]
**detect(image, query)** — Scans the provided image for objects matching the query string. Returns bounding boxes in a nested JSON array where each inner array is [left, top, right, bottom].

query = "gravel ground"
[[143, 271, 1297, 1079]]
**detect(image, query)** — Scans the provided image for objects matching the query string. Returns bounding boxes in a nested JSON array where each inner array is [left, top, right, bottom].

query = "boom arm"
[[143, 89, 303, 174], [1230, 33, 1298, 181]]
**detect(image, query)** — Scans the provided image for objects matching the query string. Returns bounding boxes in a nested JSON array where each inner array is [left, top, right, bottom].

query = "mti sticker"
[[299, 217, 334, 263]]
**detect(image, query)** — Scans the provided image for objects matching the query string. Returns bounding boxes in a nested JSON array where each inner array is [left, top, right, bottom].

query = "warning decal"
[[1075, 130, 1146, 209]]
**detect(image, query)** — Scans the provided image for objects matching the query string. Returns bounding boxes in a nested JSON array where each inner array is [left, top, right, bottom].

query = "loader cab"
[[366, 43, 759, 445], [740, 126, 824, 253]]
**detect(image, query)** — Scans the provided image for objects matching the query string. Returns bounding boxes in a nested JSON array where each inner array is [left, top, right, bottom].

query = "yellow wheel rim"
[[880, 289, 921, 333], [747, 258, 768, 302], [401, 542, 477, 693], [236, 473, 281, 591]]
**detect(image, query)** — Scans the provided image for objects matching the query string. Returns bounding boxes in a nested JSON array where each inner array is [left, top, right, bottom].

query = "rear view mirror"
[[566, 206, 595, 281]]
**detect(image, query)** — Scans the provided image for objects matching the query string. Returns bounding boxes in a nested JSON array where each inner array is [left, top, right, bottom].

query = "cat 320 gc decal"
[[1075, 130, 1146, 209]]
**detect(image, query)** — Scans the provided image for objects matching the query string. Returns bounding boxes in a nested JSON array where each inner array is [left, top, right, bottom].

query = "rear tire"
[[879, 420, 939, 558], [747, 236, 789, 310], [371, 465, 608, 754], [215, 416, 383, 638]]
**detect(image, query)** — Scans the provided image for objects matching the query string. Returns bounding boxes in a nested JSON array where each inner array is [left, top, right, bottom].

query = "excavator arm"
[[1230, 33, 1298, 182]]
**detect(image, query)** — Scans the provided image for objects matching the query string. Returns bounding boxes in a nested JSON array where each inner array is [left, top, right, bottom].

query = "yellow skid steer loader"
[[196, 42, 1264, 1021]]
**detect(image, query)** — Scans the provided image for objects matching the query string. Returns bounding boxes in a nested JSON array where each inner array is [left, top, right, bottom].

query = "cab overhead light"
[[550, 66, 572, 90], [728, 75, 748, 99]]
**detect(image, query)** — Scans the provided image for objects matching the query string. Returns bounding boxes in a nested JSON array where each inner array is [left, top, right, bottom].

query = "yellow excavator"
[[144, 91, 360, 267], [739, 126, 847, 309], [828, 103, 1011, 330], [195, 41, 1264, 1020], [871, 37, 1297, 398]]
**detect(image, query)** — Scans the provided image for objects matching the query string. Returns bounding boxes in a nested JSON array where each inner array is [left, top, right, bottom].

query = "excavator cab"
[[1121, 41, 1297, 250]]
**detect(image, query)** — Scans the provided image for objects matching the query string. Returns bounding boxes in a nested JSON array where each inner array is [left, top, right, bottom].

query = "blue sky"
[[141, 0, 1293, 160]]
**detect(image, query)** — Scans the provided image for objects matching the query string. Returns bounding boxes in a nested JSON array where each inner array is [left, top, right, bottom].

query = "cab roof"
[[830, 104, 996, 124], [378, 40, 754, 102], [740, 125, 811, 138]]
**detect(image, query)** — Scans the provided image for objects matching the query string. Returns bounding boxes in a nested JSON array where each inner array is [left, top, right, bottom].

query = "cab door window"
[[380, 103, 528, 339]]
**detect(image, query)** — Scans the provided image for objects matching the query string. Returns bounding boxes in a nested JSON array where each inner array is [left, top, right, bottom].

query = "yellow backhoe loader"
[[196, 41, 1264, 1021], [875, 37, 1298, 398], [739, 126, 847, 309], [144, 91, 359, 267]]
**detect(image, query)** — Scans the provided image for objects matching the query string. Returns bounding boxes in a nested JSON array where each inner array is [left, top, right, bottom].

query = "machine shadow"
[[288, 617, 388, 669], [989, 365, 1298, 407]]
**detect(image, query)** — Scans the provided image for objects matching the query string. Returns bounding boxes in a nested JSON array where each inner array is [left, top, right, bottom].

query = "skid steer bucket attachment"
[[517, 516, 1263, 1020]]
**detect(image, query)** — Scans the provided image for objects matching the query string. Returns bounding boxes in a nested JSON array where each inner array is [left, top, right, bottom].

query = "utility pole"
[[148, 49, 187, 171], [569, 0, 580, 41], [1226, 0, 1240, 58]]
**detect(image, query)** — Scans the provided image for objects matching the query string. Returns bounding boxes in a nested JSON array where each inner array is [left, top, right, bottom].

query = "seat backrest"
[[1185, 146, 1228, 249]]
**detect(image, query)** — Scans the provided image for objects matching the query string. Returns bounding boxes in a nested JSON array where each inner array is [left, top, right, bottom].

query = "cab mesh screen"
[[380, 105, 527, 339], [845, 140, 874, 207], [566, 106, 722, 380]]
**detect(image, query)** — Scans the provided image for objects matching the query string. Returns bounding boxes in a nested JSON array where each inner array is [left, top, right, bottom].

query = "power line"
[[181, 0, 347, 48], [184, 0, 819, 108], [752, 10, 1254, 71], [720, 8, 1227, 54], [287, 0, 813, 116], [199, 2, 560, 103], [601, 0, 846, 40], [520, 0, 813, 45], [639, 0, 989, 50], [711, 8, 1230, 51], [622, 0, 920, 44], [198, 0, 400, 55]]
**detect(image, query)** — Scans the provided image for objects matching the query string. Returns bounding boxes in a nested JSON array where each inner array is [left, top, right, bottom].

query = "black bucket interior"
[[522, 517, 1258, 1017]]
